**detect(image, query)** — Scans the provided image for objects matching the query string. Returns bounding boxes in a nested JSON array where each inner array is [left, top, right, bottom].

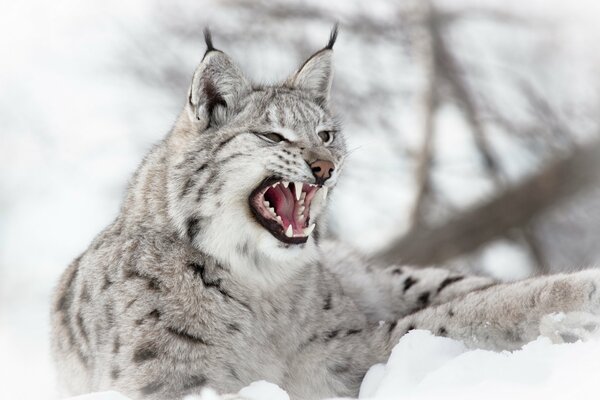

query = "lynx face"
[[166, 30, 345, 283]]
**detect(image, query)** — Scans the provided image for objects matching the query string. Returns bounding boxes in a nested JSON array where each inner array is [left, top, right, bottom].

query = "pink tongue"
[[265, 185, 307, 233]]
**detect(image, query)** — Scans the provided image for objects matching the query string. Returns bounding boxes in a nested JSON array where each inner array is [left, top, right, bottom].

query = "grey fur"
[[51, 33, 600, 400]]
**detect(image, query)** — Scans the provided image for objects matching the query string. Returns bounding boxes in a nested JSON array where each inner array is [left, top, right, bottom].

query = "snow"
[[64, 330, 600, 400]]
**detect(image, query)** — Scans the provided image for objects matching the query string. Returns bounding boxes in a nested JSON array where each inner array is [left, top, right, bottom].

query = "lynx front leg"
[[389, 269, 600, 351], [322, 241, 495, 322]]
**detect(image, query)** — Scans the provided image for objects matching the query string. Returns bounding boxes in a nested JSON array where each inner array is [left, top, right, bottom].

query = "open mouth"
[[249, 177, 327, 244]]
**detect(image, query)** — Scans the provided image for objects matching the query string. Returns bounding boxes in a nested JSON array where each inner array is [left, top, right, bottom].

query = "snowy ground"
[[3, 1, 600, 399], [68, 330, 600, 400]]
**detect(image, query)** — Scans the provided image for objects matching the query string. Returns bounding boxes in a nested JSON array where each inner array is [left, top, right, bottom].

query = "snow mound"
[[70, 330, 600, 400]]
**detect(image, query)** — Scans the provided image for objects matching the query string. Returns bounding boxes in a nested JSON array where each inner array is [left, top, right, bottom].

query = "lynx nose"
[[310, 160, 335, 184]]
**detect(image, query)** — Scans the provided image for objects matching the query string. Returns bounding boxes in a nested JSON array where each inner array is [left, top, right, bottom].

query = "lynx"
[[51, 28, 600, 400]]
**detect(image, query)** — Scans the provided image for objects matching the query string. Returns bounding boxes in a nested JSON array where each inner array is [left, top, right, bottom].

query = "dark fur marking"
[[203, 80, 227, 118], [77, 312, 89, 343], [56, 256, 81, 312], [388, 321, 397, 333], [188, 262, 252, 312], [105, 303, 115, 326], [147, 278, 161, 291], [403, 276, 418, 292], [391, 267, 403, 275], [113, 337, 120, 354], [149, 309, 160, 320], [215, 135, 236, 153], [196, 163, 208, 173], [111, 368, 120, 380], [228, 365, 240, 380], [140, 381, 164, 396], [438, 327, 447, 336], [133, 345, 159, 363], [80, 284, 90, 302], [325, 330, 339, 340], [407, 324, 416, 332], [166, 326, 210, 345], [346, 328, 362, 336], [437, 276, 465, 294], [323, 292, 332, 310], [227, 322, 241, 333], [417, 292, 430, 307], [182, 375, 208, 391], [102, 274, 113, 291], [181, 178, 195, 198], [330, 362, 350, 374], [186, 218, 202, 241], [448, 309, 455, 317]]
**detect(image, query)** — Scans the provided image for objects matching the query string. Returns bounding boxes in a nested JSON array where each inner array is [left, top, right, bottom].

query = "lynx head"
[[166, 27, 346, 285]]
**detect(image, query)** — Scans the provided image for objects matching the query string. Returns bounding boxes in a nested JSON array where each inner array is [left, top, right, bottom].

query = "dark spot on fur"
[[105, 303, 115, 326], [111, 368, 120, 380], [391, 267, 403, 275], [182, 375, 208, 391], [346, 328, 362, 336], [330, 362, 351, 374], [80, 285, 90, 302], [133, 345, 159, 363], [228, 365, 240, 380], [437, 276, 465, 294], [448, 309, 455, 317], [195, 163, 208, 173], [407, 324, 416, 332], [166, 326, 210, 345], [113, 337, 120, 354], [388, 321, 398, 333], [147, 278, 160, 291], [77, 312, 89, 343], [181, 178, 195, 198], [323, 292, 332, 310], [102, 274, 113, 291], [186, 218, 201, 241], [149, 309, 160, 320], [325, 330, 339, 340], [56, 256, 81, 312], [227, 323, 241, 333], [403, 276, 418, 292], [417, 292, 430, 307], [438, 327, 447, 336], [189, 262, 252, 312], [140, 381, 164, 396]]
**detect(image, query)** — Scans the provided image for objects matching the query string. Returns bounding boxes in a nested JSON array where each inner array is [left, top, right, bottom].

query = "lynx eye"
[[259, 132, 286, 144], [318, 130, 333, 145]]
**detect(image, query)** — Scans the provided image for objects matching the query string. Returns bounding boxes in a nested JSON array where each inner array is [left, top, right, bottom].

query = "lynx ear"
[[286, 25, 338, 106], [188, 29, 251, 128]]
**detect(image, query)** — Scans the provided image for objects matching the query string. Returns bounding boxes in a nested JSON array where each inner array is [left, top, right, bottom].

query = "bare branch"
[[376, 138, 600, 266]]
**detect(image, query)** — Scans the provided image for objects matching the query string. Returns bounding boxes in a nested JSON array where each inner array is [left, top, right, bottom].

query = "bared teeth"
[[294, 182, 303, 201], [297, 205, 305, 215], [300, 192, 306, 201], [283, 181, 289, 188], [276, 215, 283, 225], [263, 201, 270, 208], [303, 224, 315, 236], [268, 207, 276, 215], [285, 225, 293, 237]]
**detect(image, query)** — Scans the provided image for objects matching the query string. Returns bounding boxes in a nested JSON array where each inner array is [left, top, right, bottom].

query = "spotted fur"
[[51, 29, 600, 400]]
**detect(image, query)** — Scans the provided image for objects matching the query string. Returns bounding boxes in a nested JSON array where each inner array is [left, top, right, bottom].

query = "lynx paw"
[[540, 311, 600, 344]]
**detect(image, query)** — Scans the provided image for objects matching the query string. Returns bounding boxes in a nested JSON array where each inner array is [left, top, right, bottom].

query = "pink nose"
[[310, 160, 335, 183]]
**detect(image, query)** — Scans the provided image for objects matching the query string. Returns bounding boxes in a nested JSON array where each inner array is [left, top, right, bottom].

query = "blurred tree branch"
[[376, 138, 600, 266]]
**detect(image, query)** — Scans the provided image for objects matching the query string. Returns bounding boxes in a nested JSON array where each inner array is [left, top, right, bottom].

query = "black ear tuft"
[[325, 23, 339, 50], [203, 28, 217, 57]]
